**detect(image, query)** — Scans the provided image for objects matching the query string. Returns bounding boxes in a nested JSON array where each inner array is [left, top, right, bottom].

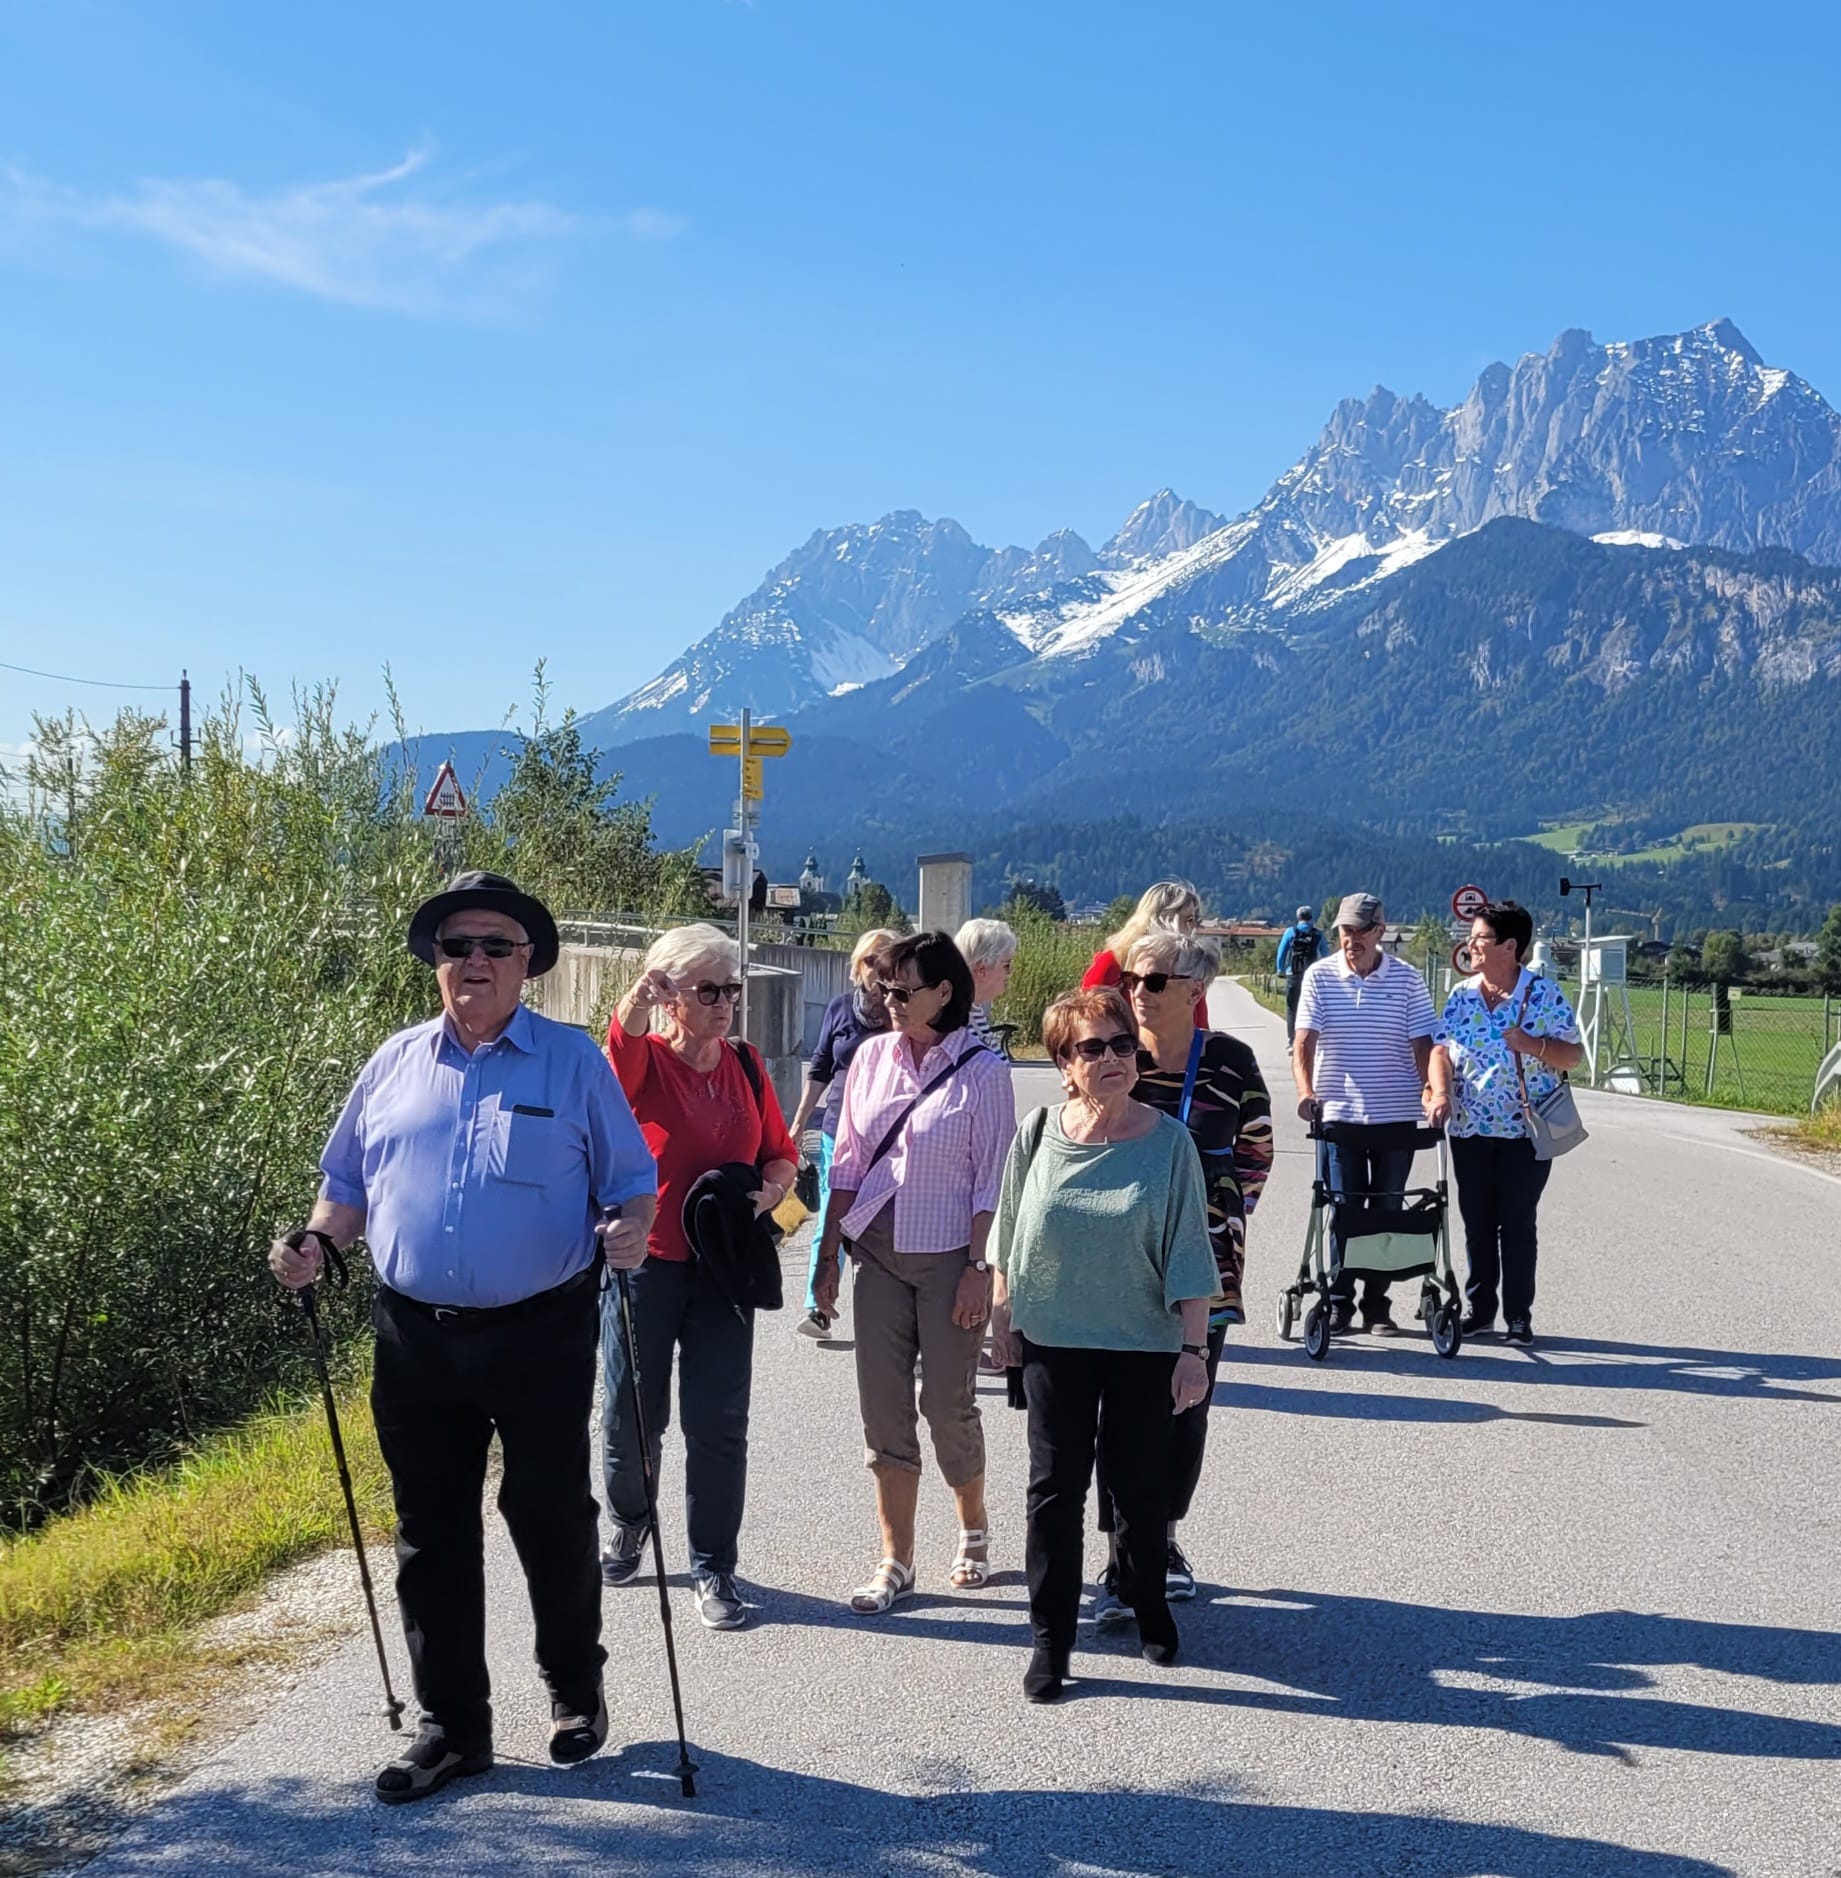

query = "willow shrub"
[[0, 684, 701, 1527]]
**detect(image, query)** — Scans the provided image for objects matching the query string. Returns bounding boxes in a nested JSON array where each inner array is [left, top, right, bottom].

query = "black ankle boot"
[[1023, 1645, 1069, 1703], [1137, 1603, 1179, 1667]]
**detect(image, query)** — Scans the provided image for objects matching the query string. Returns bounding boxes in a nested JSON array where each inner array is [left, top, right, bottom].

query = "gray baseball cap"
[[1333, 891, 1383, 931]]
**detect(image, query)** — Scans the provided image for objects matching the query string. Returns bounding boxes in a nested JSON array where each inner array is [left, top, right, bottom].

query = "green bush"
[[0, 680, 700, 1528], [990, 901, 1099, 1046]]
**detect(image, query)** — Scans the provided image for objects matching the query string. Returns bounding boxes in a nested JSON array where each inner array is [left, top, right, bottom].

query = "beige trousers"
[[848, 1210, 985, 1487]]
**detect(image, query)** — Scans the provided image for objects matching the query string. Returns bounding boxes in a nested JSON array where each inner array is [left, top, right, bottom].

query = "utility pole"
[[737, 705, 753, 1040], [178, 671, 193, 776]]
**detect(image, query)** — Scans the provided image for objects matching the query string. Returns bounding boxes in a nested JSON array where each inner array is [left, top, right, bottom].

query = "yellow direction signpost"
[[707, 710, 795, 1033]]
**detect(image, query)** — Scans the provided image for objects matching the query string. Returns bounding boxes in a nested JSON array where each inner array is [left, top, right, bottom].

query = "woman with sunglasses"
[[601, 923, 797, 1632], [1080, 880, 1208, 1031], [989, 987, 1218, 1702], [1089, 932, 1271, 1619], [813, 931, 1016, 1614]]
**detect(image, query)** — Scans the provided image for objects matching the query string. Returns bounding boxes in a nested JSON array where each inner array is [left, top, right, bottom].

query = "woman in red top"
[[1082, 881, 1207, 1032], [600, 923, 797, 1633]]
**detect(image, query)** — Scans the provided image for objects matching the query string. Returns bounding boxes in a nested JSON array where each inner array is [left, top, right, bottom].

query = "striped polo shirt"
[[1295, 951, 1436, 1124]]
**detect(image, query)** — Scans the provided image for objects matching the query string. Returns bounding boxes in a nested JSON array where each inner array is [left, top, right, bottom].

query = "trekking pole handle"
[[282, 1227, 349, 1293]]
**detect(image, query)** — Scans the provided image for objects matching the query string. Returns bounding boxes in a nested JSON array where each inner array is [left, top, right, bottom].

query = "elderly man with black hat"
[[270, 871, 657, 1804], [1290, 890, 1436, 1336]]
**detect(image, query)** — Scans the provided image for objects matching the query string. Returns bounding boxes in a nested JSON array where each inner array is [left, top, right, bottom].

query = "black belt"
[[382, 1257, 601, 1327]]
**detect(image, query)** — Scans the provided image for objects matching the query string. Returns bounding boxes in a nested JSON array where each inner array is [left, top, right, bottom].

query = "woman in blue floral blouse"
[[1425, 901, 1584, 1347]]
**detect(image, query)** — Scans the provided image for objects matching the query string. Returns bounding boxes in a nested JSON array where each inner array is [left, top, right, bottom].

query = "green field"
[[1243, 975, 1837, 1117], [1514, 819, 1765, 866]]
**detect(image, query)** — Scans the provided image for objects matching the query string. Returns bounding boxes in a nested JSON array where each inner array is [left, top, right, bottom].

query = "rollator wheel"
[[1275, 1291, 1296, 1341], [1303, 1304, 1331, 1362], [1431, 1306, 1463, 1359]]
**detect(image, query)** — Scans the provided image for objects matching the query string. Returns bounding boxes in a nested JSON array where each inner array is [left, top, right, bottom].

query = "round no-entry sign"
[[1451, 942, 1474, 976], [1451, 883, 1488, 921]]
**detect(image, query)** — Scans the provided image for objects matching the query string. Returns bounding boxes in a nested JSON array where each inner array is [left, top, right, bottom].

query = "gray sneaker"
[[695, 1571, 748, 1630], [1091, 1563, 1131, 1626], [600, 1521, 646, 1587]]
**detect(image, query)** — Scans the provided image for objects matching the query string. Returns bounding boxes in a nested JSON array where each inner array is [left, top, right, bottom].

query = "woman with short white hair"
[[955, 917, 1019, 1054], [601, 922, 798, 1631]]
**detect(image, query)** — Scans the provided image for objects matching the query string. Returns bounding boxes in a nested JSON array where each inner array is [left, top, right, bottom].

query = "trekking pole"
[[283, 1230, 406, 1733], [600, 1206, 699, 1798]]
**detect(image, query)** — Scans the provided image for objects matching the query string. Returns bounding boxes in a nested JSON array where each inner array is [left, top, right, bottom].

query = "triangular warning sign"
[[422, 760, 468, 819]]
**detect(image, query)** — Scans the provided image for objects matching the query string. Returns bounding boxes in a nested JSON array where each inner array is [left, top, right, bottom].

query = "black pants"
[[1451, 1133, 1552, 1324], [370, 1279, 604, 1749], [1022, 1337, 1174, 1655], [1326, 1123, 1418, 1312], [601, 1254, 754, 1577], [1285, 979, 1304, 1042], [1095, 1321, 1226, 1535]]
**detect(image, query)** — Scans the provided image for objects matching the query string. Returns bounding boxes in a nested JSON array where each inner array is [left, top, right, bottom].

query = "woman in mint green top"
[[989, 987, 1217, 1705]]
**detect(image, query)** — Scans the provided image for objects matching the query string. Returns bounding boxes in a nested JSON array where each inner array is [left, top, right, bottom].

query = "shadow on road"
[[72, 1754, 1739, 1877], [1217, 1377, 1645, 1427], [1230, 1333, 1841, 1404]]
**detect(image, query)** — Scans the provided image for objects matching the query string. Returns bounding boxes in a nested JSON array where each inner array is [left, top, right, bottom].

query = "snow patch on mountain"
[[1594, 530, 1688, 551]]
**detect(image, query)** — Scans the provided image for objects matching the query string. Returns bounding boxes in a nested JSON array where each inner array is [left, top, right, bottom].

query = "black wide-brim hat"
[[407, 870, 561, 977]]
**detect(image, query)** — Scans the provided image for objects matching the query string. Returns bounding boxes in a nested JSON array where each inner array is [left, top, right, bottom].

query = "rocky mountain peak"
[[1099, 489, 1229, 566]]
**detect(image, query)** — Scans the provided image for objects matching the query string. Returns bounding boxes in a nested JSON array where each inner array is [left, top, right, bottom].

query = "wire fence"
[[1246, 972, 1840, 1118]]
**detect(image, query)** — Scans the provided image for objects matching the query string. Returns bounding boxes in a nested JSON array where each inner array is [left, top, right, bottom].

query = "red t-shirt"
[[1082, 947, 1207, 1030], [603, 1028, 798, 1262]]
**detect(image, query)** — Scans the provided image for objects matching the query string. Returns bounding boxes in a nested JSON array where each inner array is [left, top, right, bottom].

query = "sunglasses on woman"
[[1065, 1032, 1139, 1062], [437, 936, 531, 960], [692, 982, 744, 1005], [1119, 970, 1191, 994], [877, 981, 936, 1006]]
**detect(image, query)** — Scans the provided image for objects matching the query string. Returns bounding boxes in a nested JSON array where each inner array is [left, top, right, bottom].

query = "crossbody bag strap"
[[863, 1044, 991, 1178], [1177, 1027, 1205, 1127], [1511, 975, 1552, 1119]]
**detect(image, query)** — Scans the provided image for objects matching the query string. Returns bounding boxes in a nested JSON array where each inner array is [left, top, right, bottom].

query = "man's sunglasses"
[[437, 936, 531, 961], [877, 981, 935, 1006], [1120, 970, 1191, 994], [1065, 1032, 1139, 1062], [692, 982, 744, 1005]]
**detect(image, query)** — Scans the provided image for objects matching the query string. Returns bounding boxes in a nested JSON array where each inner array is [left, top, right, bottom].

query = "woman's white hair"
[[643, 922, 740, 986], [1126, 930, 1222, 987], [955, 918, 1019, 972]]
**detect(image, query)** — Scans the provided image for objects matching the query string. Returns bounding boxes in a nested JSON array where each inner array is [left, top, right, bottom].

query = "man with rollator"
[[1289, 891, 1436, 1335]]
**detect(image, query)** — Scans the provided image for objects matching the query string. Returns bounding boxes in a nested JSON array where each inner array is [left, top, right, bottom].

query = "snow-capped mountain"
[[590, 319, 1841, 744]]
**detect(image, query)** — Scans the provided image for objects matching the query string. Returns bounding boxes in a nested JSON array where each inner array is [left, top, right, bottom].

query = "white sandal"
[[849, 1557, 915, 1614], [949, 1528, 990, 1590]]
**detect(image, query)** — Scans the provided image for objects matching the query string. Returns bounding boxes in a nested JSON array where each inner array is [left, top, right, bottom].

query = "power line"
[[0, 658, 173, 692]]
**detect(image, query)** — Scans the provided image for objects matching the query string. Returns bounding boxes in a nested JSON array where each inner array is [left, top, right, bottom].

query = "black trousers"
[[1326, 1123, 1419, 1312], [1095, 1321, 1226, 1535], [1022, 1337, 1174, 1655], [370, 1279, 604, 1749], [600, 1254, 755, 1577], [1285, 978, 1304, 1042], [1451, 1133, 1552, 1324]]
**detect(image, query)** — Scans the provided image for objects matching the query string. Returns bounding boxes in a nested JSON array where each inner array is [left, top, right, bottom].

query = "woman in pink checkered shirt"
[[814, 930, 1018, 1614]]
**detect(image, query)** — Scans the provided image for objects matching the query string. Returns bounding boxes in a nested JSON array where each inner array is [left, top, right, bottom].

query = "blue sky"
[[2, 0, 1835, 754]]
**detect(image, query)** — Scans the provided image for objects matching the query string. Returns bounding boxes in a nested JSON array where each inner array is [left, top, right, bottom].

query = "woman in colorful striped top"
[[1091, 929, 1273, 1617]]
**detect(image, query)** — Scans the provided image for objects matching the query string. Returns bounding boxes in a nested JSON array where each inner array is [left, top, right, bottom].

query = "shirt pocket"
[[493, 1106, 578, 1188]]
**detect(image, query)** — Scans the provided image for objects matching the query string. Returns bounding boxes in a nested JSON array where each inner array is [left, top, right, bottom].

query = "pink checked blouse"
[[830, 1026, 1017, 1253]]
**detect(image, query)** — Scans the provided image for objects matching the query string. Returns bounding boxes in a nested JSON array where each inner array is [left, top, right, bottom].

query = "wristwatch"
[[1181, 1342, 1206, 1357], [969, 1257, 990, 1273]]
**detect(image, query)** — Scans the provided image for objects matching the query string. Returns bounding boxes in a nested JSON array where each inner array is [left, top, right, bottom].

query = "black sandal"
[[549, 1683, 610, 1765], [375, 1729, 493, 1804]]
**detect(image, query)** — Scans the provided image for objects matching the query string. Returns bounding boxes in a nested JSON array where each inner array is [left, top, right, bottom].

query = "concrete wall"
[[917, 853, 973, 936]]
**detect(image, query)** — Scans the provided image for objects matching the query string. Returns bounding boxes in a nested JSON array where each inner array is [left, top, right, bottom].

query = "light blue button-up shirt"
[[319, 1004, 657, 1309]]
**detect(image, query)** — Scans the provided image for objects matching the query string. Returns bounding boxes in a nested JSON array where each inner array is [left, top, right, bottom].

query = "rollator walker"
[[1275, 1110, 1463, 1362]]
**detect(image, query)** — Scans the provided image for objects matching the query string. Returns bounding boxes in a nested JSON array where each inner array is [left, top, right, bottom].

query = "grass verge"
[[0, 1367, 389, 1767], [1769, 1107, 1841, 1157]]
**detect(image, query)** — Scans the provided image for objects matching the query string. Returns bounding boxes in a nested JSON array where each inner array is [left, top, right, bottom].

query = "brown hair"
[[1042, 986, 1138, 1062]]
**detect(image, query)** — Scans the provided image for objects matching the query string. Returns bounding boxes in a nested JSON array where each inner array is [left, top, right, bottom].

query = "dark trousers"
[[1326, 1125, 1417, 1312], [1022, 1337, 1175, 1656], [1095, 1321, 1226, 1535], [370, 1280, 604, 1749], [1451, 1133, 1552, 1324], [1285, 979, 1304, 1042], [601, 1254, 754, 1577]]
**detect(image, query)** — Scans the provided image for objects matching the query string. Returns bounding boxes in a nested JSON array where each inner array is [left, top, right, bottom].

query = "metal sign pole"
[[737, 706, 751, 1043]]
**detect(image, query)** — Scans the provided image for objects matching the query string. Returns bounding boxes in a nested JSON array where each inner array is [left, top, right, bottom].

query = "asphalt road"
[[82, 982, 1841, 1877]]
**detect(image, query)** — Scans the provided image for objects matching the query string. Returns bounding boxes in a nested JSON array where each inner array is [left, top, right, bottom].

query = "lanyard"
[[1177, 1028, 1204, 1126]]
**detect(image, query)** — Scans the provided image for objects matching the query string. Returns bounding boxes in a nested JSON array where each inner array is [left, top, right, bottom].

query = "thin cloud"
[[2, 148, 682, 314]]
